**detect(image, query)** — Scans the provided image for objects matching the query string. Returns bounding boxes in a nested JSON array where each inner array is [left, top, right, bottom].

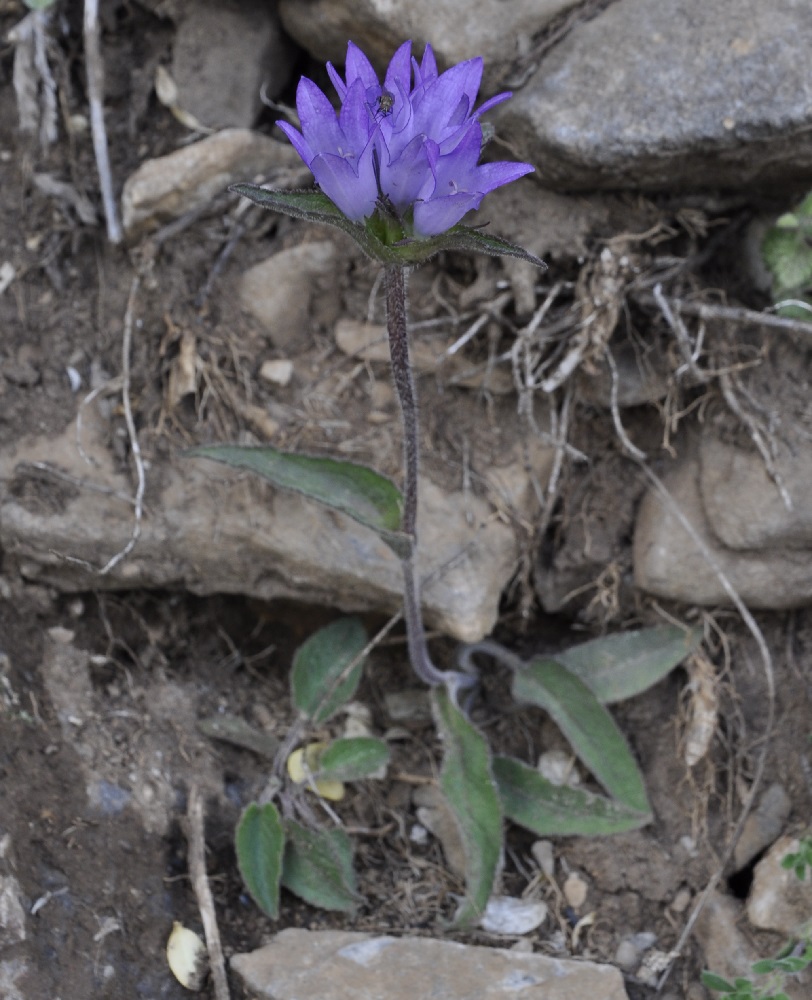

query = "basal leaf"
[[512, 659, 651, 816], [556, 625, 699, 704], [187, 444, 403, 538], [493, 755, 650, 837], [291, 617, 367, 724], [235, 802, 285, 919], [281, 820, 359, 914], [315, 737, 390, 782], [432, 688, 502, 928]]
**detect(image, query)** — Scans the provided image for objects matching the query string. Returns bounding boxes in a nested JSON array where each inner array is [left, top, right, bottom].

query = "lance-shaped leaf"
[[235, 802, 285, 919], [281, 820, 359, 914], [291, 617, 368, 724], [315, 737, 390, 782], [432, 688, 502, 928], [188, 443, 403, 539], [493, 755, 650, 837], [512, 659, 651, 816], [231, 184, 545, 269], [556, 626, 699, 704]]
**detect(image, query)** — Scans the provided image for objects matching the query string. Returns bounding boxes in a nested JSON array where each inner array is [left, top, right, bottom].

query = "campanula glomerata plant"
[[192, 41, 693, 927]]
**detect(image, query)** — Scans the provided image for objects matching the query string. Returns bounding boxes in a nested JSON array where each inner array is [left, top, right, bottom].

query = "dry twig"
[[83, 0, 122, 244], [184, 785, 230, 1000]]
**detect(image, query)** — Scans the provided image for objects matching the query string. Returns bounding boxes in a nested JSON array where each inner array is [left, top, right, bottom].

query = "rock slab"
[[231, 929, 629, 1000], [498, 0, 812, 191]]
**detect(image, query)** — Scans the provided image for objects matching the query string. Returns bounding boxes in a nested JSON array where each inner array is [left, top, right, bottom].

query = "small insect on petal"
[[166, 921, 208, 992]]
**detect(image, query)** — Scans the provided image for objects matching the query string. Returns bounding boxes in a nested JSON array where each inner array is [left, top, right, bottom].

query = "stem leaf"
[[291, 618, 368, 724], [512, 659, 651, 816], [188, 443, 404, 538], [281, 820, 359, 914], [556, 625, 699, 704], [493, 755, 650, 836], [235, 802, 285, 919], [432, 688, 502, 927]]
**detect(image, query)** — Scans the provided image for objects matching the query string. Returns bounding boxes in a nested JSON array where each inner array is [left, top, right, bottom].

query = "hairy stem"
[[385, 264, 473, 692]]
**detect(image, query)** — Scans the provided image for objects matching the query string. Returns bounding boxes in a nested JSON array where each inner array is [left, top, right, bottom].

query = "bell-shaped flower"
[[276, 40, 534, 240]]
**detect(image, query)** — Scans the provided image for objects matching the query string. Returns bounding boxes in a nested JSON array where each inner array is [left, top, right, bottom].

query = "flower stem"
[[385, 264, 473, 693]]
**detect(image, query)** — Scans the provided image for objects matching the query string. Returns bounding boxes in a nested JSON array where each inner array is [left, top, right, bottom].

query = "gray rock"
[[239, 241, 339, 350], [498, 0, 812, 191], [700, 427, 812, 551], [170, 0, 293, 130], [748, 835, 812, 936], [278, 0, 579, 93], [633, 444, 812, 608], [0, 400, 525, 643], [733, 783, 792, 871], [692, 891, 758, 989], [121, 129, 303, 236], [231, 929, 630, 1000]]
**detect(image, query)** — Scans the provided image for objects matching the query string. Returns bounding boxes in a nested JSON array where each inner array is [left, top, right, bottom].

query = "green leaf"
[[512, 659, 651, 816], [281, 820, 359, 913], [291, 618, 367, 724], [315, 737, 390, 782], [187, 444, 403, 539], [235, 802, 285, 919], [763, 225, 812, 293], [230, 184, 545, 268], [556, 626, 699, 704], [493, 755, 650, 837], [432, 688, 502, 928], [701, 971, 737, 992], [438, 225, 547, 268]]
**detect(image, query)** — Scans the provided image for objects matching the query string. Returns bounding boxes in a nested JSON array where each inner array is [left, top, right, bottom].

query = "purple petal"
[[473, 160, 535, 194], [276, 120, 314, 167], [296, 78, 343, 152], [413, 191, 483, 236], [345, 41, 379, 90], [475, 91, 512, 118], [411, 61, 482, 136], [384, 40, 413, 97], [446, 94, 471, 129], [326, 61, 347, 101], [420, 44, 439, 84], [339, 77, 373, 148], [380, 134, 431, 211], [310, 146, 378, 221]]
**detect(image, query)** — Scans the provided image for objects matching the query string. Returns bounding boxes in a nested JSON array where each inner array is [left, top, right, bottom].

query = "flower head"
[[277, 41, 534, 241]]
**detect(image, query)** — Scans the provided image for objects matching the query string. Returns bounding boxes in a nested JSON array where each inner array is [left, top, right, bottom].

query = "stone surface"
[[700, 426, 812, 551], [170, 0, 293, 129], [231, 929, 630, 1000], [692, 891, 758, 989], [239, 241, 339, 350], [0, 403, 523, 643], [121, 129, 303, 236], [748, 835, 812, 936], [498, 0, 812, 192], [633, 444, 812, 608], [278, 0, 579, 93], [733, 782, 792, 871]]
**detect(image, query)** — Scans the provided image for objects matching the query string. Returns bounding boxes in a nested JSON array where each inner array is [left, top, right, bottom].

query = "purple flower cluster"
[[277, 41, 534, 239]]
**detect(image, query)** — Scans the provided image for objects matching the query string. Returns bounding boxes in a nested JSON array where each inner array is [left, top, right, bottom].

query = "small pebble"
[[537, 750, 581, 787], [671, 887, 691, 913], [259, 359, 293, 386]]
